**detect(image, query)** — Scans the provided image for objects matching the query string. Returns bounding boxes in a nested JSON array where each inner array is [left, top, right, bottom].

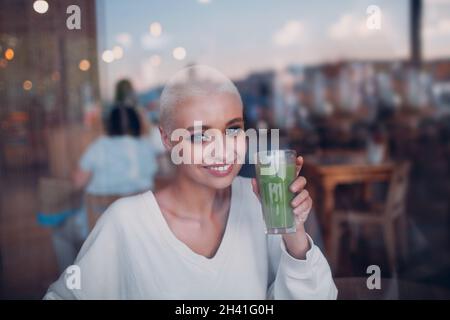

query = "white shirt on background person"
[[80, 135, 158, 195]]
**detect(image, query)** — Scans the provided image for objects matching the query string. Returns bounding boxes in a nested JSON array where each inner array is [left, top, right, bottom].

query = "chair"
[[329, 162, 411, 273]]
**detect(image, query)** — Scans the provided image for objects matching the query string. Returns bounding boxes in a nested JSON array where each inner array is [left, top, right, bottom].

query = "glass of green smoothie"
[[255, 150, 297, 234]]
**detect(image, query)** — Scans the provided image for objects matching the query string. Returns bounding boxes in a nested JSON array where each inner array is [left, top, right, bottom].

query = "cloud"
[[328, 14, 375, 40], [426, 0, 450, 5], [424, 19, 450, 37], [272, 20, 305, 47], [326, 12, 407, 59], [327, 11, 404, 42]]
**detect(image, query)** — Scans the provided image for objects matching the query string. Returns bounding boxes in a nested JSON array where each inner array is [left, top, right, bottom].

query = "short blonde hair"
[[159, 65, 242, 132]]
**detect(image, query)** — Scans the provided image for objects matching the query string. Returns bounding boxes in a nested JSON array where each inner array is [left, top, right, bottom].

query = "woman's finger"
[[293, 197, 312, 215], [291, 189, 309, 208], [295, 156, 304, 176], [289, 176, 307, 193]]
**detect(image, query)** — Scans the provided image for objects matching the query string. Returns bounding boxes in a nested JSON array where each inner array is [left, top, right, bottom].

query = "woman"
[[45, 66, 337, 300], [74, 105, 157, 195], [114, 78, 165, 154]]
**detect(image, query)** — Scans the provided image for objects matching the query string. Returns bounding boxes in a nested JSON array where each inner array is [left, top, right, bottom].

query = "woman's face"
[[165, 92, 246, 190]]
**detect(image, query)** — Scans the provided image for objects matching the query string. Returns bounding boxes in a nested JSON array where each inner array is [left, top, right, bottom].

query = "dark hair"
[[114, 79, 136, 105], [106, 105, 142, 137]]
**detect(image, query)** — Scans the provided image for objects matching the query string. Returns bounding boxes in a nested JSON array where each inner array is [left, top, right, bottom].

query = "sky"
[[95, 0, 450, 99]]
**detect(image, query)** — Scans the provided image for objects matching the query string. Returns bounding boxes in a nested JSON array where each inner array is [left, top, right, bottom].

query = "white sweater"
[[44, 177, 337, 300]]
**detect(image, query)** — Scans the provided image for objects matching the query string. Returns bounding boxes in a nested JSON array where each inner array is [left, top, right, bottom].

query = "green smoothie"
[[256, 160, 297, 234]]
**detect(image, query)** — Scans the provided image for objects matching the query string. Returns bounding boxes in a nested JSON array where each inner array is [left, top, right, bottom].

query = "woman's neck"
[[168, 172, 231, 220]]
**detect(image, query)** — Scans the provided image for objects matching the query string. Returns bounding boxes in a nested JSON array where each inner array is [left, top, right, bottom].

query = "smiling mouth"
[[202, 164, 234, 177]]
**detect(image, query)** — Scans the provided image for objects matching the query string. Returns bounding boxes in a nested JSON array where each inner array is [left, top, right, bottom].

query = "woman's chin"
[[208, 177, 235, 190]]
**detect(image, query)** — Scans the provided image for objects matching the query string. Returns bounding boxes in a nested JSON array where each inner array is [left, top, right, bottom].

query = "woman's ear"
[[159, 126, 172, 152]]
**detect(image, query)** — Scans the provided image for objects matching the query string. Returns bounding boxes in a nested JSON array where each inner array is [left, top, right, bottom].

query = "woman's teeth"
[[207, 165, 231, 172]]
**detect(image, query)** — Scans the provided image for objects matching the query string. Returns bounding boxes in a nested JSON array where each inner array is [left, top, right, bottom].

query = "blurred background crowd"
[[0, 0, 449, 299]]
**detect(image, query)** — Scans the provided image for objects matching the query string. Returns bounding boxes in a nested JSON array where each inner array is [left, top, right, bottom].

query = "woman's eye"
[[190, 133, 212, 143], [226, 127, 243, 137]]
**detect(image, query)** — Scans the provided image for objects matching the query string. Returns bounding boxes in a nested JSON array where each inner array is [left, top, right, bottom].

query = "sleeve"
[[79, 138, 102, 172], [43, 200, 124, 300], [266, 233, 338, 300], [235, 176, 337, 300]]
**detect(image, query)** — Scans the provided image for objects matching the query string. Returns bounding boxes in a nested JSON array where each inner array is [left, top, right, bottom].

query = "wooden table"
[[303, 151, 395, 254]]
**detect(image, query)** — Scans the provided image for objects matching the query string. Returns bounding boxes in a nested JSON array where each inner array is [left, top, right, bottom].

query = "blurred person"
[[115, 78, 166, 158], [376, 71, 397, 121], [361, 64, 378, 123], [73, 105, 158, 195], [406, 68, 433, 109], [112, 78, 152, 136], [273, 69, 298, 129], [296, 91, 313, 131], [338, 65, 362, 113], [44, 65, 336, 300], [42, 105, 158, 273], [366, 124, 388, 164], [312, 71, 333, 116]]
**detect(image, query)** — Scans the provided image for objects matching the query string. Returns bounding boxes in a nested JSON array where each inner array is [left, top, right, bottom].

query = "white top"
[[44, 177, 337, 300], [148, 126, 166, 155], [80, 136, 158, 195]]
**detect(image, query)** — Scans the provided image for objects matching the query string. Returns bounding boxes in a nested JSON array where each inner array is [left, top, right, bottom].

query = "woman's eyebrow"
[[186, 125, 210, 132], [226, 117, 244, 126], [185, 118, 243, 132]]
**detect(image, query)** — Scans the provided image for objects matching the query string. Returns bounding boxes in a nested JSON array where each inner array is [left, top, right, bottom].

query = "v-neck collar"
[[144, 178, 242, 271]]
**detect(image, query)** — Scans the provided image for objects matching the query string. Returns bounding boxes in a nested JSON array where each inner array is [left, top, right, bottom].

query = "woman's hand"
[[251, 156, 313, 260], [288, 156, 313, 226]]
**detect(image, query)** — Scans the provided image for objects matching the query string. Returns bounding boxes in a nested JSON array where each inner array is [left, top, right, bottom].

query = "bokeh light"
[[79, 59, 91, 71], [4, 48, 14, 61], [23, 80, 33, 91], [112, 46, 124, 60], [33, 0, 49, 14], [102, 50, 114, 63], [149, 22, 162, 37], [172, 47, 186, 61]]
